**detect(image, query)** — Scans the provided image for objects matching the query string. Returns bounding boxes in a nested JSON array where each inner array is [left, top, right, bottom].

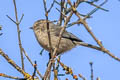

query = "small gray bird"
[[32, 19, 83, 56]]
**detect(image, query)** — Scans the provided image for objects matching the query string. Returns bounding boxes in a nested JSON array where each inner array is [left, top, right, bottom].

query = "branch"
[[0, 49, 37, 80], [58, 0, 65, 26], [78, 74, 86, 80], [90, 62, 93, 80], [0, 49, 28, 76], [22, 48, 43, 79], [0, 73, 20, 79], [43, 6, 74, 80], [85, 0, 108, 12], [79, 42, 120, 61], [13, 0, 24, 70], [43, 0, 56, 79], [47, 0, 56, 13], [56, 8, 67, 18], [6, 15, 16, 24], [19, 14, 24, 24], [7, 0, 25, 70], [44, 0, 89, 79], [43, 0, 53, 57], [76, 11, 120, 62], [67, 0, 120, 62], [84, 0, 108, 20], [75, 11, 104, 50], [32, 61, 37, 79]]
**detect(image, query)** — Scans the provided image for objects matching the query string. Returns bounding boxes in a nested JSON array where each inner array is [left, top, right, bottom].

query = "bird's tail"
[[74, 41, 101, 51]]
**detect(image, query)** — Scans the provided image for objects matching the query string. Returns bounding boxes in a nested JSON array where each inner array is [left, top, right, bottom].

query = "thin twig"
[[44, 8, 74, 80], [78, 74, 86, 80], [32, 61, 37, 80], [58, 0, 65, 26], [84, 0, 108, 20], [90, 62, 94, 80], [85, 0, 108, 12], [43, 0, 53, 57], [52, 8, 73, 58], [40, 49, 44, 55], [0, 73, 20, 79], [0, 49, 27, 76], [54, 69, 58, 80], [47, 0, 56, 13], [75, 11, 104, 50], [43, 0, 55, 79], [6, 15, 16, 24], [67, 21, 81, 28], [56, 56, 61, 70], [55, 0, 85, 15], [0, 49, 35, 79], [22, 48, 43, 78], [44, 0, 87, 79], [56, 8, 67, 18], [73, 7, 120, 61], [67, 0, 120, 62], [43, 0, 47, 12], [13, 0, 24, 70], [19, 14, 24, 24], [79, 42, 120, 61]]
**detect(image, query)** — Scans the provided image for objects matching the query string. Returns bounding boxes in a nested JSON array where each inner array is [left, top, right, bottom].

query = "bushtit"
[[32, 19, 83, 56]]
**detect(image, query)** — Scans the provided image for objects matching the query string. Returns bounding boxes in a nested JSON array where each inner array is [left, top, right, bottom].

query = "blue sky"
[[0, 0, 120, 80]]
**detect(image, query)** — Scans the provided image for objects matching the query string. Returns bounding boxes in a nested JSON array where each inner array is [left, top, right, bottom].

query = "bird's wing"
[[50, 24, 83, 42], [62, 31, 83, 42]]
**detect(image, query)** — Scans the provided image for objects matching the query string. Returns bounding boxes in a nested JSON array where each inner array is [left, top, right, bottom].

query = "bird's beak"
[[29, 27, 33, 30]]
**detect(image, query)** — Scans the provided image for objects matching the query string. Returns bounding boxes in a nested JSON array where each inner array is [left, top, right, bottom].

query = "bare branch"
[[44, 8, 74, 80], [78, 74, 86, 80], [6, 15, 16, 24], [19, 14, 24, 24], [56, 8, 67, 18], [32, 61, 37, 79], [0, 49, 26, 76], [43, 0, 53, 57], [58, 0, 65, 26], [0, 73, 20, 79], [47, 0, 56, 13], [85, 0, 108, 12], [13, 0, 24, 70], [90, 62, 94, 80], [43, 0, 55, 79], [43, 0, 47, 12], [40, 49, 44, 55], [75, 13, 120, 61], [66, 0, 120, 62], [22, 48, 43, 79], [0, 49, 36, 79], [84, 0, 108, 20]]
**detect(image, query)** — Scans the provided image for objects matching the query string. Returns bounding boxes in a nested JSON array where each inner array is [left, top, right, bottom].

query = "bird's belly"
[[37, 33, 76, 55]]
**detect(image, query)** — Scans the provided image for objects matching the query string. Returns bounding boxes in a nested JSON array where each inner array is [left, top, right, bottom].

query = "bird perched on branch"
[[32, 19, 83, 56]]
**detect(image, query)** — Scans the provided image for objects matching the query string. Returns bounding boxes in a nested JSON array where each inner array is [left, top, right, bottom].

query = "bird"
[[32, 19, 83, 57]]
